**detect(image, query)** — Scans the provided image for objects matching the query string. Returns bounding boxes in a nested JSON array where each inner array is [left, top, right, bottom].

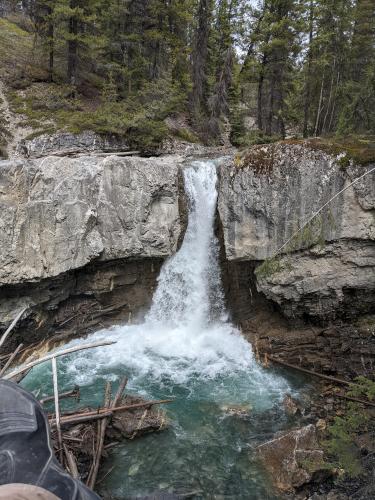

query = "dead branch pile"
[[0, 310, 171, 491], [47, 379, 170, 488]]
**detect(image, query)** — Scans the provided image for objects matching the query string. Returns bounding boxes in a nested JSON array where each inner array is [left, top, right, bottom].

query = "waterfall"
[[58, 159, 288, 395], [147, 160, 226, 330]]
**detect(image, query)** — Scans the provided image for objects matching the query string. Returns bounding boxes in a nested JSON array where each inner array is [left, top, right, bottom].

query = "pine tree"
[[191, 0, 213, 124], [53, 0, 104, 84], [337, 0, 375, 133]]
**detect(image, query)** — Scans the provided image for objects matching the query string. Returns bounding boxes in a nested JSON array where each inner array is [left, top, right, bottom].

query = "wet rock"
[[256, 424, 331, 493], [220, 404, 252, 418], [316, 419, 327, 433], [107, 395, 168, 439], [283, 394, 301, 416]]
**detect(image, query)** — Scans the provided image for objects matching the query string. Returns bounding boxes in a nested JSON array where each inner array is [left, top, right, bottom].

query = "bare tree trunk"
[[191, 0, 211, 119], [47, 11, 54, 82], [314, 71, 325, 136], [328, 71, 340, 132], [257, 54, 267, 131], [303, 0, 314, 138], [266, 74, 275, 136], [322, 59, 336, 134], [67, 0, 78, 84]]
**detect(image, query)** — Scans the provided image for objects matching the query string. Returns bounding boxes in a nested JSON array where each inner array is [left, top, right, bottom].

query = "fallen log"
[[334, 393, 375, 408], [266, 355, 351, 386], [50, 399, 174, 427], [4, 340, 117, 380]]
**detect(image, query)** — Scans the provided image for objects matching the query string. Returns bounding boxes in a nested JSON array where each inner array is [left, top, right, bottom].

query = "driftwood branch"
[[267, 355, 351, 386], [0, 343, 23, 377], [52, 356, 63, 465], [50, 399, 174, 427], [0, 307, 28, 349], [111, 377, 128, 408], [40, 386, 80, 405], [87, 382, 112, 489], [4, 340, 116, 380], [63, 444, 80, 479]]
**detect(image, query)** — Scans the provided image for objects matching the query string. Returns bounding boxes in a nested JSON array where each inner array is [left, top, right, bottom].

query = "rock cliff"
[[0, 154, 183, 285], [0, 154, 184, 340], [218, 143, 375, 322]]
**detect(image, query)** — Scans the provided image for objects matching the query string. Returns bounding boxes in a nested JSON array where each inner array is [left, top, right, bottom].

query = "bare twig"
[[0, 343, 23, 377], [96, 465, 116, 485], [40, 386, 80, 405], [3, 340, 116, 380], [0, 307, 28, 349]]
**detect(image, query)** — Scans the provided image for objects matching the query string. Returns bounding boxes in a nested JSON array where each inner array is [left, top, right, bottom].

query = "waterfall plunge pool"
[[21, 160, 309, 499]]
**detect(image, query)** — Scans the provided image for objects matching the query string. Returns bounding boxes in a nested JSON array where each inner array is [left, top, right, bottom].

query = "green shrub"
[[233, 129, 281, 148], [255, 257, 284, 278], [324, 403, 368, 478]]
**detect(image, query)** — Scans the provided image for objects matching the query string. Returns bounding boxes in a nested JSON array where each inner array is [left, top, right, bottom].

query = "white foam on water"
[[62, 160, 289, 400]]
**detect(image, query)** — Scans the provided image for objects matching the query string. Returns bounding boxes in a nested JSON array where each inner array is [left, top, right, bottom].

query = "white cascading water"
[[58, 159, 288, 397]]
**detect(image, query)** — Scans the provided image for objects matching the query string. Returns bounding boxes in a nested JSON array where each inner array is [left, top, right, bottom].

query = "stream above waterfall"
[[22, 159, 308, 499]]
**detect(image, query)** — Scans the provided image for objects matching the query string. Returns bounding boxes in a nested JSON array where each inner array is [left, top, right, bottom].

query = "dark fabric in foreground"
[[0, 380, 100, 500]]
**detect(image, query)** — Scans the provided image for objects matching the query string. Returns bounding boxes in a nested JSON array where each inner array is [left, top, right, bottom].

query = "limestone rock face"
[[256, 424, 328, 493], [0, 154, 184, 286], [218, 143, 375, 320]]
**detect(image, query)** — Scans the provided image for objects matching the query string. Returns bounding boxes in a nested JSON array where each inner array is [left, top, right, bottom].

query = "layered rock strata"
[[0, 154, 185, 345]]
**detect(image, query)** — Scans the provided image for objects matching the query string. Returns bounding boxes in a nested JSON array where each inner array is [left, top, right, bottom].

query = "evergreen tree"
[[337, 0, 375, 133]]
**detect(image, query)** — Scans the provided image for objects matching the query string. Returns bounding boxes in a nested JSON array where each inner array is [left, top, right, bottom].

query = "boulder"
[[256, 424, 330, 493]]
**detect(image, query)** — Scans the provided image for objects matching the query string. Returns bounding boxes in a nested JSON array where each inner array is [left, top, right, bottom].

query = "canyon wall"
[[0, 144, 374, 375], [218, 143, 375, 322], [218, 143, 375, 376]]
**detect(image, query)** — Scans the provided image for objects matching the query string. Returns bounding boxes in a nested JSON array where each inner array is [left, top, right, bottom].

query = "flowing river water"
[[22, 159, 306, 499]]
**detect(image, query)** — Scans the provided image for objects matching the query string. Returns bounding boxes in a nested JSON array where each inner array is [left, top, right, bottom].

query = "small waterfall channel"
[[23, 159, 305, 498]]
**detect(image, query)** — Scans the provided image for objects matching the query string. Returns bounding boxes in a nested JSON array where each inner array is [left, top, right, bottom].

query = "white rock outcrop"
[[0, 154, 184, 285]]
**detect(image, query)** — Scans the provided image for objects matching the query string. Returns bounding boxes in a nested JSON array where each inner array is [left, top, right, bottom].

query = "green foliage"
[[233, 129, 280, 148], [348, 377, 375, 401], [2, 0, 375, 146], [171, 128, 200, 144], [255, 257, 284, 279], [324, 403, 368, 478]]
